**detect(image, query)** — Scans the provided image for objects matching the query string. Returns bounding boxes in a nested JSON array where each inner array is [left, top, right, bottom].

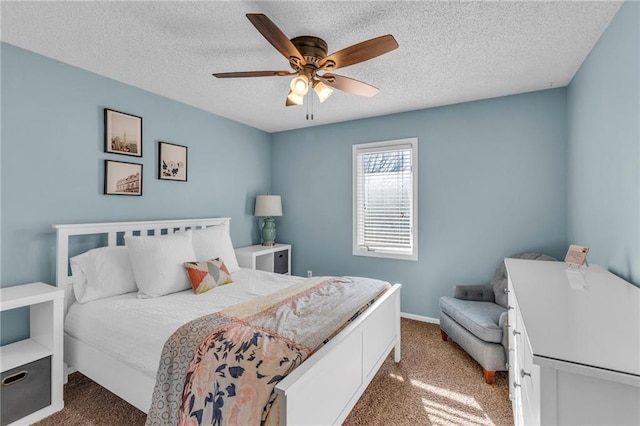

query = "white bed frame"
[[53, 218, 401, 425]]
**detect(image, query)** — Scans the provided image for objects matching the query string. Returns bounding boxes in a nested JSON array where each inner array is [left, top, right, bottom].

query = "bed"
[[54, 217, 401, 425]]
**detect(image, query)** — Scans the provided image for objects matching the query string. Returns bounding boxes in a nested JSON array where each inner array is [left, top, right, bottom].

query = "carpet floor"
[[35, 319, 512, 425]]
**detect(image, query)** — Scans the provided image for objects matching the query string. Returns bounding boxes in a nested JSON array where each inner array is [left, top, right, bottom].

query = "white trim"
[[352, 137, 418, 261], [401, 312, 440, 324]]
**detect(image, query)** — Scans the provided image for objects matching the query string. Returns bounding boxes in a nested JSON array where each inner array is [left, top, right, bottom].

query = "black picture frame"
[[104, 108, 143, 157], [158, 141, 188, 182], [104, 160, 143, 196]]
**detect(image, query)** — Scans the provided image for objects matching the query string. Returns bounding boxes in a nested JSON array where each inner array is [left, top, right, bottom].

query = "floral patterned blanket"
[[145, 276, 391, 426]]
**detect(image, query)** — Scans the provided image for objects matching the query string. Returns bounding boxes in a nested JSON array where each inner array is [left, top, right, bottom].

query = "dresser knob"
[[508, 305, 515, 310], [513, 381, 521, 388], [504, 288, 509, 294], [521, 369, 531, 378], [513, 329, 521, 336]]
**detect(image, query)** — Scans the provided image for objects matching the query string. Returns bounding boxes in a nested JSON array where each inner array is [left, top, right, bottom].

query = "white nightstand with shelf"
[[235, 244, 291, 275], [0, 282, 64, 426]]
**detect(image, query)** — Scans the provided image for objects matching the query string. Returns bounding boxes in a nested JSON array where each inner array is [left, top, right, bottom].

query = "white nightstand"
[[235, 244, 291, 275], [0, 282, 64, 425]]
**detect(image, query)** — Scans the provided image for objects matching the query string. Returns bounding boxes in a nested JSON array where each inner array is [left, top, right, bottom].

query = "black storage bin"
[[274, 249, 289, 274], [1, 356, 51, 426]]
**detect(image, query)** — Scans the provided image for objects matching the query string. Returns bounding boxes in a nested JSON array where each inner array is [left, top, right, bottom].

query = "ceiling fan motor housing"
[[290, 36, 334, 70]]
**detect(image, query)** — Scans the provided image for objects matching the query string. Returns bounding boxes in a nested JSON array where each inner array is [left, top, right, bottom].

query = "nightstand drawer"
[[1, 356, 51, 426], [274, 249, 289, 274]]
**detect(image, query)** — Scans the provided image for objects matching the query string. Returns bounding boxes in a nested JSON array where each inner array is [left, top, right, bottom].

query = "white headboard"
[[52, 217, 231, 310]]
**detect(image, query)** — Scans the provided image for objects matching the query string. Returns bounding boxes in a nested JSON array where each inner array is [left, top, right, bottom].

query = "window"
[[353, 138, 418, 261]]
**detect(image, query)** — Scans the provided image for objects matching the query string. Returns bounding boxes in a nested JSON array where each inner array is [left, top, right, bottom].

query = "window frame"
[[352, 137, 418, 261]]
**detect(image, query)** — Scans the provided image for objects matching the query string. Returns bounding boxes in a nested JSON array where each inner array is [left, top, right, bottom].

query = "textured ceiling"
[[0, 1, 622, 133]]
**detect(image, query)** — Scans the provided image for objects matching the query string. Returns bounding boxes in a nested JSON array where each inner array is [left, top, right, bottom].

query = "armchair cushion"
[[453, 284, 494, 302], [439, 296, 506, 344]]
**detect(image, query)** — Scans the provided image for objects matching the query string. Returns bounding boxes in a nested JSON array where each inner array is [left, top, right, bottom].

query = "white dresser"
[[505, 259, 640, 426]]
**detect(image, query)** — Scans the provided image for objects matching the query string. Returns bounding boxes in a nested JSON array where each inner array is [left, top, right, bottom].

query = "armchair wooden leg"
[[483, 369, 495, 384], [440, 329, 448, 341]]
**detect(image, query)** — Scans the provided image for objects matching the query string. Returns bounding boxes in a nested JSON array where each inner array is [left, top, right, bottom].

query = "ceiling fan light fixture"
[[286, 90, 304, 106], [290, 75, 309, 96], [313, 81, 333, 103]]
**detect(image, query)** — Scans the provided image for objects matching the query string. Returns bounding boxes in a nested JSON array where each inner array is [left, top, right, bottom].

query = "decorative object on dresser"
[[505, 258, 640, 426], [439, 252, 556, 384], [157, 141, 187, 181], [0, 283, 64, 426], [235, 244, 291, 275], [255, 194, 283, 246], [103, 160, 142, 196], [104, 109, 142, 157], [564, 244, 589, 267]]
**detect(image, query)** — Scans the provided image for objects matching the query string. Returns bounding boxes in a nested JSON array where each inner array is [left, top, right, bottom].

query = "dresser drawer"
[[507, 277, 518, 401], [520, 333, 540, 426]]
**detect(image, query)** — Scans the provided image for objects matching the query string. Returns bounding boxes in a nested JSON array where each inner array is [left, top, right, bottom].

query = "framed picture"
[[104, 160, 143, 196], [158, 142, 188, 181], [104, 108, 142, 157]]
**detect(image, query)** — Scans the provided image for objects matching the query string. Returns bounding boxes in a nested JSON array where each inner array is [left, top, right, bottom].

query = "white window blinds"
[[353, 138, 418, 260]]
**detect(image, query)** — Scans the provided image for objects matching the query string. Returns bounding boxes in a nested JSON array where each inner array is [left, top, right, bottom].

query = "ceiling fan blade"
[[246, 13, 306, 67], [319, 35, 398, 70], [212, 70, 292, 78], [318, 74, 379, 97]]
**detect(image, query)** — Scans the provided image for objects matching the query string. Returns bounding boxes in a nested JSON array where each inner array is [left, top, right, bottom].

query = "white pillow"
[[70, 246, 137, 304], [190, 225, 240, 273], [125, 231, 196, 298]]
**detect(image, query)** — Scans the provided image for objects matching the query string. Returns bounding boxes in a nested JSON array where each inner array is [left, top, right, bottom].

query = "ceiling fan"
[[212, 14, 399, 107]]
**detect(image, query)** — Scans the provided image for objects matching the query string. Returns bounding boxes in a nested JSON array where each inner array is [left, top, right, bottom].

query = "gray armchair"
[[439, 252, 556, 384]]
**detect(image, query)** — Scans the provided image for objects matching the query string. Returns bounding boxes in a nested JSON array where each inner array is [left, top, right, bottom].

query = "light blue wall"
[[2, 1, 635, 343], [0, 43, 271, 344], [272, 89, 568, 318], [567, 1, 640, 286]]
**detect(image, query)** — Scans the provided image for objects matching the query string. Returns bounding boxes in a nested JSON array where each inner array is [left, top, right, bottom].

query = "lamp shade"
[[286, 90, 304, 106], [290, 75, 309, 96], [313, 81, 333, 103], [255, 195, 282, 217]]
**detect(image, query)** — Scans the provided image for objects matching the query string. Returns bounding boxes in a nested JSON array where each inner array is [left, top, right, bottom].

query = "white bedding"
[[64, 268, 304, 379]]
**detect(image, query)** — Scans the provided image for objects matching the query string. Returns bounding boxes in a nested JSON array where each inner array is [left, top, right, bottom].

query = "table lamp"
[[255, 195, 282, 246]]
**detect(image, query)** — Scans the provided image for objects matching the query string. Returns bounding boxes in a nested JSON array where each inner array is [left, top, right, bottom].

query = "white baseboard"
[[401, 312, 440, 324]]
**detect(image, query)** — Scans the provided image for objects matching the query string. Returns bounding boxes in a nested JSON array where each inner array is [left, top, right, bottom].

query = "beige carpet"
[[36, 319, 512, 425]]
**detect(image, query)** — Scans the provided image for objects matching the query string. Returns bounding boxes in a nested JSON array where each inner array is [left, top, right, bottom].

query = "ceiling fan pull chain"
[[310, 89, 314, 120]]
